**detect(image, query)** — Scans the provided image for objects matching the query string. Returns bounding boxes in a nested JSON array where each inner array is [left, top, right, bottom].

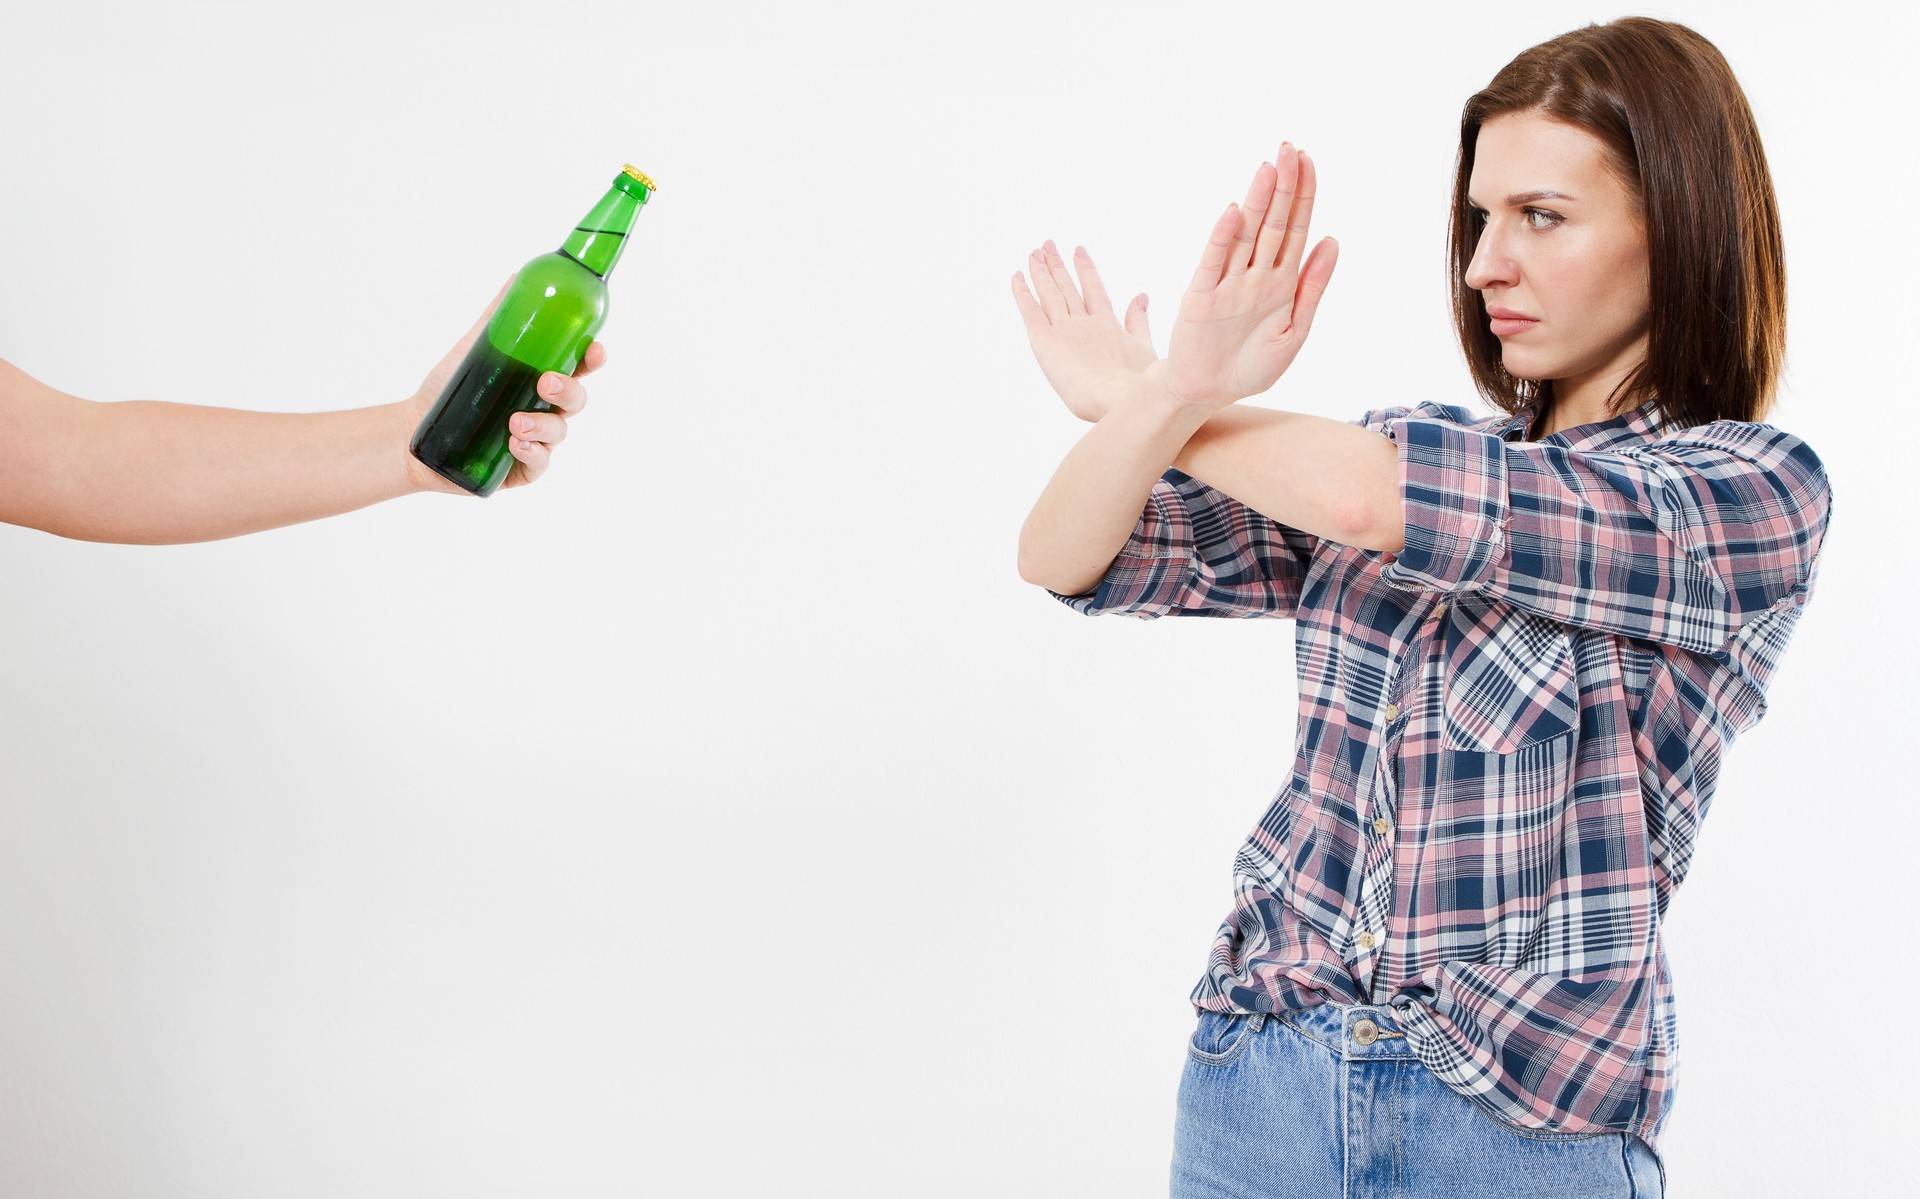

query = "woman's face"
[[1463, 112, 1651, 407]]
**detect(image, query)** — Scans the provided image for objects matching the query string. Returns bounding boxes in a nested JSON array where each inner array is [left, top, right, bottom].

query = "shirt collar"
[[1495, 396, 1670, 451]]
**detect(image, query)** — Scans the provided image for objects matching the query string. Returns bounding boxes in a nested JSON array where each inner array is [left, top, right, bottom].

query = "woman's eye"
[[1525, 208, 1564, 230]]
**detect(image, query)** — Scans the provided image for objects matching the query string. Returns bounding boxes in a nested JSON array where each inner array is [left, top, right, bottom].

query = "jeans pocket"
[[1464, 1097, 1620, 1143], [1186, 1010, 1263, 1067]]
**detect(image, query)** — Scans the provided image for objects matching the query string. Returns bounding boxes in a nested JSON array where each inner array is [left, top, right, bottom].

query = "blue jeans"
[[1171, 1002, 1666, 1198]]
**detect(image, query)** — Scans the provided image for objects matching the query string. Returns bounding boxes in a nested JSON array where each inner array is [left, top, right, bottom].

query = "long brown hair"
[[1450, 17, 1786, 429]]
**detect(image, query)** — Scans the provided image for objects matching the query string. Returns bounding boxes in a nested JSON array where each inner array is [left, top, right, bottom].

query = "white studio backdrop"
[[0, 1, 1909, 1196]]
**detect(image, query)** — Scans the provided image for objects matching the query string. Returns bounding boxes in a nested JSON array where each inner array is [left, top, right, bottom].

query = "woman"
[[1013, 16, 1828, 1199], [0, 275, 598, 544]]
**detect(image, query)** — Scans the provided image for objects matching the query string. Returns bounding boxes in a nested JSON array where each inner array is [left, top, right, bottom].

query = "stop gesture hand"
[[1011, 241, 1157, 423], [1161, 142, 1339, 412]]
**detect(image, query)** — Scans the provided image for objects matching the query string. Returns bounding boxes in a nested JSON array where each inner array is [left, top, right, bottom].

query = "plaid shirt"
[[1049, 397, 1831, 1152]]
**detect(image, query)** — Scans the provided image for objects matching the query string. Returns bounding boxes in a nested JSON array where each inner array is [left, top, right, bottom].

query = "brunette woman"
[[1014, 17, 1828, 1198]]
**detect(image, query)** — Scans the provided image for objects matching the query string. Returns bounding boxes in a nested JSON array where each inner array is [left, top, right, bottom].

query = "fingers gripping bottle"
[[410, 165, 655, 496]]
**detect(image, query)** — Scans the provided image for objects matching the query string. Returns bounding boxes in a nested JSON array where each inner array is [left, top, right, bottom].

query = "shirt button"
[[1384, 702, 1399, 721], [1373, 817, 1391, 836], [1358, 932, 1376, 949], [1435, 601, 1448, 619]]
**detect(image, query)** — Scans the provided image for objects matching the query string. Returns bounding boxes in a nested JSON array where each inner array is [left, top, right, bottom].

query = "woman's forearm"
[[1018, 370, 1212, 596], [3, 369, 423, 544], [1171, 406, 1403, 552]]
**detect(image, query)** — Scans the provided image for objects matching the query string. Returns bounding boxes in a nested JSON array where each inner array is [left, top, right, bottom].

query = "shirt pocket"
[[1444, 601, 1581, 754]]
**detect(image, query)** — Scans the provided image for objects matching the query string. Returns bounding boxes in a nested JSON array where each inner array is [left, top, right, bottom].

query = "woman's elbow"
[[1015, 521, 1055, 588], [1015, 542, 1093, 595], [1016, 545, 1059, 590]]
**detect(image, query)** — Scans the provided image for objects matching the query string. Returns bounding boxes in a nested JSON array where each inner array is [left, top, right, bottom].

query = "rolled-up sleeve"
[[1354, 414, 1832, 658], [1049, 467, 1317, 619]]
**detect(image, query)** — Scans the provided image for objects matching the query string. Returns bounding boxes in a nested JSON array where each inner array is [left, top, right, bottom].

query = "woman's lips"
[[1490, 316, 1539, 336]]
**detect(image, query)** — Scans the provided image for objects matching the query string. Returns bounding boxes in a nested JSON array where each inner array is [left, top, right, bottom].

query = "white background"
[[1, 1, 1911, 1195]]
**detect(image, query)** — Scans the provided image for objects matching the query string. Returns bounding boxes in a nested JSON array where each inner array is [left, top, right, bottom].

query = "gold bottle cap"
[[622, 164, 657, 191]]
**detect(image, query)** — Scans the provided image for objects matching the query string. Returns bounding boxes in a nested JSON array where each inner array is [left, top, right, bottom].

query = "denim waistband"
[[1267, 999, 1421, 1062]]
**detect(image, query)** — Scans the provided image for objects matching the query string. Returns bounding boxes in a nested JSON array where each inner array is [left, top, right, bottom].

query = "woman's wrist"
[[1111, 362, 1215, 444]]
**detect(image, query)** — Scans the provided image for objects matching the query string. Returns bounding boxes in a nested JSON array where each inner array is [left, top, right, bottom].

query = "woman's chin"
[[1497, 352, 1553, 383]]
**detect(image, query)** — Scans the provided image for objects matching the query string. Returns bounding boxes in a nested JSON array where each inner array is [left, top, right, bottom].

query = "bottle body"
[[410, 166, 652, 497], [410, 251, 607, 496]]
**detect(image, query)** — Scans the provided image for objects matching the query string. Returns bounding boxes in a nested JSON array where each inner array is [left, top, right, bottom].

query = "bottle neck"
[[559, 182, 648, 278]]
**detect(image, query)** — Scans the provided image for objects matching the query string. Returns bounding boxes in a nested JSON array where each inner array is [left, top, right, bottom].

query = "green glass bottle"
[[411, 164, 655, 496]]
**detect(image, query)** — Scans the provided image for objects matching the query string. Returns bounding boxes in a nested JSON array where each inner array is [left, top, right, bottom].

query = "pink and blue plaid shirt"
[[1049, 396, 1831, 1152]]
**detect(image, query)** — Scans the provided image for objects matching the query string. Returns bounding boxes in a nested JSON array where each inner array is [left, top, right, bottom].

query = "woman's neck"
[[1537, 337, 1649, 439]]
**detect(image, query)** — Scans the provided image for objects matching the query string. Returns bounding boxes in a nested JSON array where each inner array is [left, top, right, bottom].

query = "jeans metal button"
[[1353, 1018, 1380, 1046]]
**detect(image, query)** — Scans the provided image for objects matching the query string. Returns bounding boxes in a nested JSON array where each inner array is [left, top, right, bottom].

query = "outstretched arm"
[[0, 278, 601, 545]]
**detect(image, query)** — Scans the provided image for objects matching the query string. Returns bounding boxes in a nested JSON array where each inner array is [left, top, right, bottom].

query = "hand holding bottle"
[[409, 165, 652, 497], [0, 322, 605, 544], [0, 165, 651, 543], [400, 273, 606, 495]]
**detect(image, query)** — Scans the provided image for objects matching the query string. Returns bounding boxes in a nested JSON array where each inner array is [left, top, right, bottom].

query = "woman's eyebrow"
[[1467, 189, 1579, 207]]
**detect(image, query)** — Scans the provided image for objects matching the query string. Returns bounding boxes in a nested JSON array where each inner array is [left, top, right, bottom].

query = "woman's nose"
[[1463, 223, 1515, 292]]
